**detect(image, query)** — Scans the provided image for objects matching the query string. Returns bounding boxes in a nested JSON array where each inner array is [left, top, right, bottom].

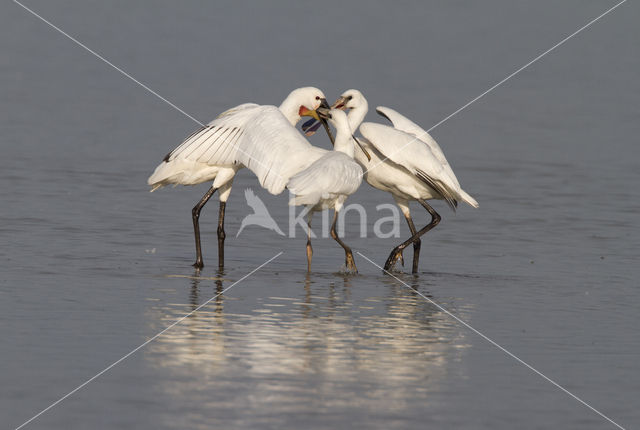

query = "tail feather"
[[457, 189, 479, 208], [147, 159, 220, 189], [415, 169, 457, 212], [147, 161, 176, 188]]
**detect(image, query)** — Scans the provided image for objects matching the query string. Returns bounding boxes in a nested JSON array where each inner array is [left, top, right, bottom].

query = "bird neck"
[[347, 99, 368, 131], [334, 129, 355, 158], [278, 96, 303, 125]]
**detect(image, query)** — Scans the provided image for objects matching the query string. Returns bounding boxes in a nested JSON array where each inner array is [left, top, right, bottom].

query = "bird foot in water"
[[383, 249, 404, 272], [344, 253, 358, 274]]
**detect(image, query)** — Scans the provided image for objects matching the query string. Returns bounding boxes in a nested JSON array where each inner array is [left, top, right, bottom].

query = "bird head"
[[298, 97, 331, 121], [298, 95, 335, 145], [288, 86, 327, 115], [332, 89, 366, 111], [301, 88, 367, 137]]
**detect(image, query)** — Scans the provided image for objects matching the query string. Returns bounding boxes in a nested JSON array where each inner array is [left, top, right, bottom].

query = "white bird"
[[236, 188, 285, 237], [288, 109, 365, 273], [148, 87, 329, 270], [304, 89, 478, 273]]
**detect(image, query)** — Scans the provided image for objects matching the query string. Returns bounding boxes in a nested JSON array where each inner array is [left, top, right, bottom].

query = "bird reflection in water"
[[146, 272, 469, 420], [159, 270, 228, 368]]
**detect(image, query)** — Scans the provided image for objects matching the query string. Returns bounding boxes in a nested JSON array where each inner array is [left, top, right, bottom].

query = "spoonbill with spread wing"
[[148, 87, 330, 270]]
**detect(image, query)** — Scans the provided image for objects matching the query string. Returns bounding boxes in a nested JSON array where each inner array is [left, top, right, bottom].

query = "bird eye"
[[347, 95, 353, 100], [315, 96, 320, 100]]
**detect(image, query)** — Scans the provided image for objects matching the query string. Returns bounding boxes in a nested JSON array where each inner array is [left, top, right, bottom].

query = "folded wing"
[[375, 106, 459, 189], [288, 152, 363, 206], [360, 122, 475, 210]]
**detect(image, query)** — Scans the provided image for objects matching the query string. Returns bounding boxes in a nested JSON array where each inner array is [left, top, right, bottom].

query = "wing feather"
[[360, 122, 463, 210], [153, 102, 326, 195], [376, 106, 459, 188], [163, 103, 262, 166], [202, 128, 232, 163], [184, 127, 229, 161], [216, 128, 243, 165], [232, 108, 327, 194], [288, 152, 363, 204]]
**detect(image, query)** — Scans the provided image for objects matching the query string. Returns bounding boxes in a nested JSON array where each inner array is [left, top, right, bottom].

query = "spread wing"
[[159, 103, 325, 195], [234, 108, 326, 195], [162, 103, 261, 166]]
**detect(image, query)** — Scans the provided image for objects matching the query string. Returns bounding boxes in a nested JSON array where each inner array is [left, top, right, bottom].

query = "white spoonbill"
[[288, 109, 364, 273], [148, 87, 330, 270], [304, 89, 478, 273]]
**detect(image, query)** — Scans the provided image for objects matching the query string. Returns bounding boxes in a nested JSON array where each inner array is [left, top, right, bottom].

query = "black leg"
[[192, 186, 217, 269], [306, 211, 313, 272], [330, 211, 357, 272], [404, 213, 421, 274], [384, 200, 440, 273], [217, 201, 226, 270]]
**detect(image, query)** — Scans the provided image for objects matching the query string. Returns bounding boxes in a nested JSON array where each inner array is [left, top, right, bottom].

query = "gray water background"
[[1, 1, 639, 429]]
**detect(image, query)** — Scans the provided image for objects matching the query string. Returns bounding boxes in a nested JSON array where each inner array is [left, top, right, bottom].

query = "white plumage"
[[288, 109, 363, 272], [288, 152, 362, 209], [359, 121, 478, 210], [229, 105, 328, 195], [366, 106, 477, 209], [148, 87, 328, 269], [308, 89, 478, 273]]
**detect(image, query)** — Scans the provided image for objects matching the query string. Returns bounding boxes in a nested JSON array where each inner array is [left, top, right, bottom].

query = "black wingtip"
[[375, 107, 392, 124], [415, 169, 458, 212]]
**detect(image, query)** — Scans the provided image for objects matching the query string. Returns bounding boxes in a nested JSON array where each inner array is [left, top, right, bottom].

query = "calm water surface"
[[2, 1, 639, 429]]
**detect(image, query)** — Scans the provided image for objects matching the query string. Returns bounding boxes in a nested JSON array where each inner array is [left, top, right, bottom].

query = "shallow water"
[[2, 1, 639, 429]]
